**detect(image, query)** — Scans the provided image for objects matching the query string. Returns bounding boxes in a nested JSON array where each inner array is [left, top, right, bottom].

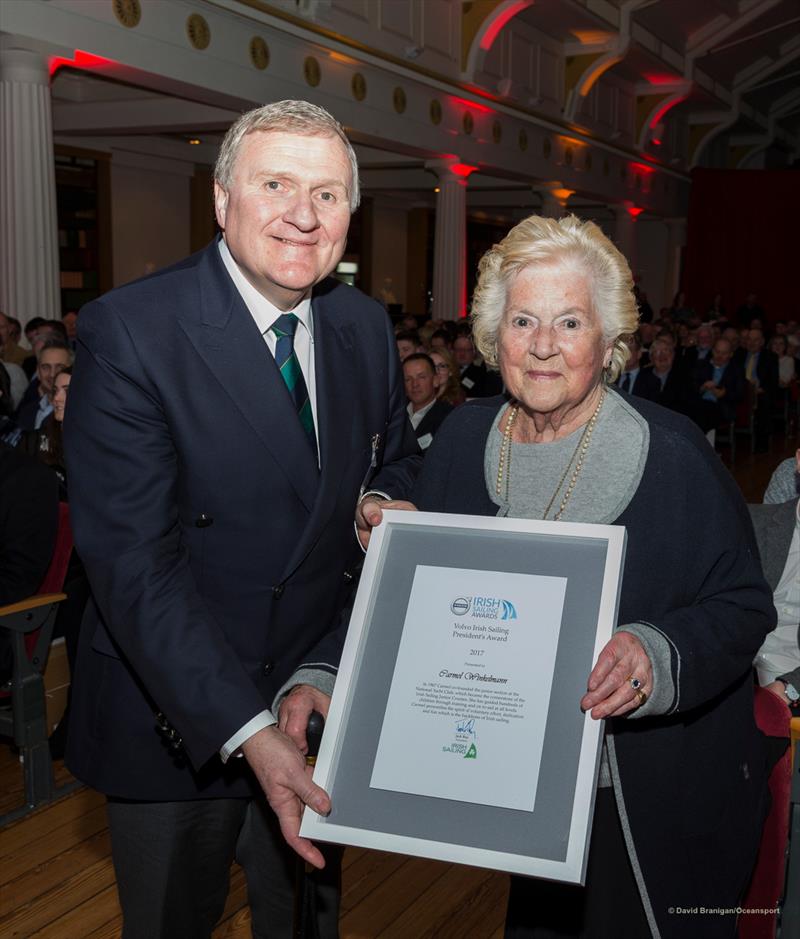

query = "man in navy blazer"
[[64, 101, 419, 939]]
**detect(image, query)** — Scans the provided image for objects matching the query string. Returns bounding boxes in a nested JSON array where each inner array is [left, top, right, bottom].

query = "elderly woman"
[[363, 215, 774, 939]]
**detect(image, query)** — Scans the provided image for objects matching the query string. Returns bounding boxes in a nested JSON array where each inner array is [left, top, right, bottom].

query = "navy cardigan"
[[412, 392, 775, 938]]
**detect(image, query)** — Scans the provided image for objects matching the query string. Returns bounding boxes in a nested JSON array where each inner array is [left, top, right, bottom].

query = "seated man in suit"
[[16, 340, 72, 432], [453, 333, 502, 398], [688, 337, 744, 433], [403, 352, 452, 451], [737, 328, 779, 452], [644, 336, 691, 414], [615, 331, 658, 400]]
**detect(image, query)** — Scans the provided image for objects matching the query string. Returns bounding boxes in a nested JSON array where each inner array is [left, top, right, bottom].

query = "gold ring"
[[634, 689, 647, 706]]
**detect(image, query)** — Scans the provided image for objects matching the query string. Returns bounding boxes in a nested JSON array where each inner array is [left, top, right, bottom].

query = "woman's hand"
[[581, 632, 653, 719], [355, 497, 417, 550]]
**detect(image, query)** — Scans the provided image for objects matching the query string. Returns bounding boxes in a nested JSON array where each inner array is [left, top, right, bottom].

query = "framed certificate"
[[300, 511, 626, 884]]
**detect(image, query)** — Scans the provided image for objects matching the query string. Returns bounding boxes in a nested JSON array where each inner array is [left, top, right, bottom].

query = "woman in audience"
[[383, 215, 774, 938], [24, 367, 71, 496], [770, 334, 796, 388], [429, 348, 465, 407]]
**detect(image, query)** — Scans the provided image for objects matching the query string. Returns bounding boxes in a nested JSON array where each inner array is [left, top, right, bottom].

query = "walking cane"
[[292, 709, 325, 939]]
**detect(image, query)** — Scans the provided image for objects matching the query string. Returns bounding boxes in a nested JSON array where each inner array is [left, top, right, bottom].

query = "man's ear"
[[213, 181, 228, 230]]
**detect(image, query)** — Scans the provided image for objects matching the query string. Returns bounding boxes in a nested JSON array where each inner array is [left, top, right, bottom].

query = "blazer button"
[[195, 514, 213, 528], [343, 570, 354, 582], [272, 584, 284, 599], [263, 660, 275, 677]]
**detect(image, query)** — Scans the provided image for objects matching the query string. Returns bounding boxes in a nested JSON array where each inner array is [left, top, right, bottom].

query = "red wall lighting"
[[49, 50, 117, 80]]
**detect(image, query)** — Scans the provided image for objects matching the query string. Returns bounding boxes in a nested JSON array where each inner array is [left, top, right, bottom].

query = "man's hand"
[[279, 683, 331, 754], [242, 725, 331, 868], [355, 497, 417, 550], [764, 680, 792, 709], [581, 632, 653, 720]]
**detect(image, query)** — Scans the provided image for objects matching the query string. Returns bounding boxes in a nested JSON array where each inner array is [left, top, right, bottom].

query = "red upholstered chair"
[[740, 686, 792, 939], [0, 502, 73, 808]]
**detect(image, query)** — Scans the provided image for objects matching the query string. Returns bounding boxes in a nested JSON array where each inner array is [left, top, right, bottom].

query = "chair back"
[[23, 503, 73, 659]]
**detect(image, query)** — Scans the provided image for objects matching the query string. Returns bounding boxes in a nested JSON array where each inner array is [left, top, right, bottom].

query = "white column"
[[663, 217, 686, 308], [426, 159, 476, 321], [0, 48, 60, 327], [535, 183, 574, 219], [612, 202, 641, 276]]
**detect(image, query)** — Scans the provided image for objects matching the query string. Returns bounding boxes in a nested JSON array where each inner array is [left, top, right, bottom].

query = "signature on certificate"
[[456, 718, 476, 736]]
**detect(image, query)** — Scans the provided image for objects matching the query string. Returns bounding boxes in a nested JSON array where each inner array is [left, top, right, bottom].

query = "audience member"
[[770, 335, 796, 388], [615, 331, 658, 400], [396, 329, 421, 361], [736, 328, 779, 452], [21, 320, 69, 379], [633, 284, 653, 323], [647, 336, 690, 413], [452, 333, 502, 398], [0, 311, 28, 368], [429, 349, 466, 407], [669, 290, 694, 322], [16, 339, 72, 432], [23, 367, 71, 496], [429, 328, 451, 352], [688, 338, 744, 434], [402, 353, 452, 451], [682, 324, 715, 368], [62, 311, 79, 350]]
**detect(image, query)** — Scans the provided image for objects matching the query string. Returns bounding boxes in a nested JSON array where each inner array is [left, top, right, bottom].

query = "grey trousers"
[[106, 795, 341, 939]]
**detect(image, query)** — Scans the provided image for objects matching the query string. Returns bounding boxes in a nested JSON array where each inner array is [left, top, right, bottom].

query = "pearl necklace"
[[495, 390, 606, 521]]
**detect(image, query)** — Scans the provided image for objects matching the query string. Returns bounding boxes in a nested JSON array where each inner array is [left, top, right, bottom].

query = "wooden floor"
[[1, 434, 796, 939]]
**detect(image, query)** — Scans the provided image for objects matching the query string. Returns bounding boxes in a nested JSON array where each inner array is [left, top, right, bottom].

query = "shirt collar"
[[218, 238, 314, 340]]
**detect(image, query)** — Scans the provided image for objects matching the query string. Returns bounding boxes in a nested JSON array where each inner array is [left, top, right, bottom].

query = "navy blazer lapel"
[[179, 244, 319, 512], [279, 282, 358, 581]]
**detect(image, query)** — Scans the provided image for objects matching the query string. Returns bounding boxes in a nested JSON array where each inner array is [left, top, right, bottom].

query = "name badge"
[[418, 433, 433, 450], [462, 376, 475, 390]]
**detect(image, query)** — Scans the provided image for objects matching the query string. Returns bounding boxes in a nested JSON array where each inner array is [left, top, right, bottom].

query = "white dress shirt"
[[217, 238, 320, 761], [407, 398, 436, 430]]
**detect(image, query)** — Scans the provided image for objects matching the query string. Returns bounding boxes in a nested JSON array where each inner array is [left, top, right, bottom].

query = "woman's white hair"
[[471, 214, 638, 382], [214, 99, 360, 212]]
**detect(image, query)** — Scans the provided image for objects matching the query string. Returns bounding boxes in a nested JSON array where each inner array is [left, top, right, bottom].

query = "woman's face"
[[429, 351, 451, 393], [497, 264, 611, 420], [52, 372, 71, 423]]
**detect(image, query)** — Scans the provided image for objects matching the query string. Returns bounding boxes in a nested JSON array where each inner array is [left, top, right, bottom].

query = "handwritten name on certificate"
[[369, 565, 566, 812]]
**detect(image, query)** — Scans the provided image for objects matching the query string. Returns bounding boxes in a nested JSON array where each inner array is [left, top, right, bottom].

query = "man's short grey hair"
[[214, 99, 360, 212], [471, 214, 639, 383]]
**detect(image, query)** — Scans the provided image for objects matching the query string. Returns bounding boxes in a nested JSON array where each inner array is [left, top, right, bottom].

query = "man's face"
[[453, 337, 475, 367], [696, 326, 713, 349], [214, 130, 353, 311], [650, 341, 674, 372], [396, 339, 416, 361], [38, 348, 71, 397], [403, 359, 437, 410], [711, 340, 733, 367], [747, 329, 764, 354], [62, 312, 78, 340]]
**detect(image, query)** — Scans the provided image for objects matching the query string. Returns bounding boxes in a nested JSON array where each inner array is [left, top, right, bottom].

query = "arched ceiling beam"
[[461, 0, 534, 79]]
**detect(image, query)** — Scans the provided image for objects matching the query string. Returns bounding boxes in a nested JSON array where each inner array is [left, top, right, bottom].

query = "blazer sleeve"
[[64, 300, 270, 770]]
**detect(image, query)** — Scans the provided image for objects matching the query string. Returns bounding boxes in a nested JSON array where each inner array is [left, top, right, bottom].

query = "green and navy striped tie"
[[271, 313, 317, 456]]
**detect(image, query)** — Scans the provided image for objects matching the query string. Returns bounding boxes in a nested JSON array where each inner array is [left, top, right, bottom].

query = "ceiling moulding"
[[216, 0, 689, 179]]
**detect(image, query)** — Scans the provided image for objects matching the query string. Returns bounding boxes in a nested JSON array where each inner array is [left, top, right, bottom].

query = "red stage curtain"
[[683, 168, 800, 325]]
